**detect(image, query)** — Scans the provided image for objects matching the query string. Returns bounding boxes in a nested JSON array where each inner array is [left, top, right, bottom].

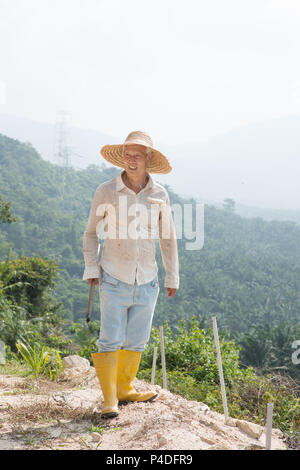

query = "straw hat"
[[100, 131, 172, 174]]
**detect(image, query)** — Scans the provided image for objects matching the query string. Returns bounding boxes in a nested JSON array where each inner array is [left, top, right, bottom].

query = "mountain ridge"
[[1, 112, 299, 211]]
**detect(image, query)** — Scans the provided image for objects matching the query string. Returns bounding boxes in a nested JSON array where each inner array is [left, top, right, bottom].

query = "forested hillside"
[[1, 132, 300, 379]]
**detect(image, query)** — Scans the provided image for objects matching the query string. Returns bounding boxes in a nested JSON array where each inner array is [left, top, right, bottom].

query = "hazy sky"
[[1, 0, 300, 145]]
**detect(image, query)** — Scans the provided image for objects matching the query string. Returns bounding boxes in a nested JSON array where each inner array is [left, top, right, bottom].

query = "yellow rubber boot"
[[91, 352, 119, 419], [117, 349, 158, 404]]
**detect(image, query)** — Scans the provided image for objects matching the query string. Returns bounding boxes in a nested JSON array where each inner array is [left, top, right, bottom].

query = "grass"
[[0, 358, 32, 377], [87, 424, 123, 434], [1, 388, 29, 396], [8, 400, 95, 426], [0, 359, 86, 396], [88, 424, 107, 434]]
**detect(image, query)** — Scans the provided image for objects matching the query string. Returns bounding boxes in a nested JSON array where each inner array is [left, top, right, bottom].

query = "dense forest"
[[1, 132, 299, 442], [1, 133, 300, 376]]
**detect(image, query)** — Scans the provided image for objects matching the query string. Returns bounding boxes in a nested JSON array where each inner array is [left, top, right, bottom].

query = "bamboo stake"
[[212, 316, 229, 422], [159, 326, 168, 389], [151, 346, 158, 385], [265, 403, 273, 450]]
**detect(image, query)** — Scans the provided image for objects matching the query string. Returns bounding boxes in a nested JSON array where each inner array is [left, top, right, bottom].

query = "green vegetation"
[[138, 320, 299, 436], [0, 255, 70, 356], [0, 194, 19, 224], [0, 132, 299, 443], [16, 341, 62, 380]]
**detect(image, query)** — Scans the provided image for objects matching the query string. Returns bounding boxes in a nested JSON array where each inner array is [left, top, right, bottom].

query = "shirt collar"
[[116, 171, 126, 192], [116, 171, 154, 192]]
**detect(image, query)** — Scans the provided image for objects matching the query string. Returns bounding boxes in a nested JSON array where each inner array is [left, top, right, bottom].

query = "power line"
[[53, 109, 71, 202]]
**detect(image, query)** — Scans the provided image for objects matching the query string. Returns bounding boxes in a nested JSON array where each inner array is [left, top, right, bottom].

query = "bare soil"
[[0, 369, 288, 450]]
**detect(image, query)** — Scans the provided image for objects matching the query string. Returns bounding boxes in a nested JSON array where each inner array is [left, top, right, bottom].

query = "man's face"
[[123, 144, 148, 178]]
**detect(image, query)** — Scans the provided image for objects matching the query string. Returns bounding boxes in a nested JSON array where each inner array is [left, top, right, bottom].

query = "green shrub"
[[16, 340, 63, 380], [141, 318, 241, 385], [65, 321, 99, 362], [0, 256, 68, 353], [139, 318, 300, 437]]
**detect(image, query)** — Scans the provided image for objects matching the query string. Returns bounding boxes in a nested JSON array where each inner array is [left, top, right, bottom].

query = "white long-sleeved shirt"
[[82, 171, 179, 288]]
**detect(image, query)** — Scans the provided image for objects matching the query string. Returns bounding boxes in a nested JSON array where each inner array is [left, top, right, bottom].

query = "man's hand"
[[166, 288, 176, 299], [87, 278, 99, 286]]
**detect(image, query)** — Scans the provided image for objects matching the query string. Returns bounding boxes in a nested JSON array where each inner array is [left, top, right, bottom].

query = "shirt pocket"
[[100, 196, 129, 240], [138, 198, 162, 239], [150, 276, 159, 289]]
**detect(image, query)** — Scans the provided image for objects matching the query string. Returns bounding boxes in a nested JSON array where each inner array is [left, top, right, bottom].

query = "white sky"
[[1, 0, 300, 145]]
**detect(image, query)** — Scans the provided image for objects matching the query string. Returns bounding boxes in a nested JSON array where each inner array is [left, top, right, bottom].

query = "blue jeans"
[[96, 268, 160, 352]]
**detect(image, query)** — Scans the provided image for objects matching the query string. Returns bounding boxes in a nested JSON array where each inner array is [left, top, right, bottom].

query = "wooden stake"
[[266, 403, 273, 450], [159, 326, 168, 389], [151, 346, 158, 385], [212, 316, 229, 422]]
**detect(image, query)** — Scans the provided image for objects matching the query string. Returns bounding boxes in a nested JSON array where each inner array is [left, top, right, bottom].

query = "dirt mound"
[[0, 368, 287, 450]]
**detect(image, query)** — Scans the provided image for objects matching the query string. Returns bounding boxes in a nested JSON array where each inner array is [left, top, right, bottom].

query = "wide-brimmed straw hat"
[[100, 131, 172, 174]]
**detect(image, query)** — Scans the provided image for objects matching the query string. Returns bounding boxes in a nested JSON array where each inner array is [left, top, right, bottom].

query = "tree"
[[223, 198, 236, 212], [0, 256, 68, 352], [0, 195, 18, 224]]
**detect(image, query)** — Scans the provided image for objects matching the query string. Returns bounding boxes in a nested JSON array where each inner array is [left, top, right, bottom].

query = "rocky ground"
[[0, 355, 288, 451]]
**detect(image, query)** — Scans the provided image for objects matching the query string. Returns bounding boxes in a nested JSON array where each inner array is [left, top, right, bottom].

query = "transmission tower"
[[53, 109, 71, 203]]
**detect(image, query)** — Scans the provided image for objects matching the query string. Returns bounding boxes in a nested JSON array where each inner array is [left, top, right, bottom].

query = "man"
[[82, 130, 179, 419]]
